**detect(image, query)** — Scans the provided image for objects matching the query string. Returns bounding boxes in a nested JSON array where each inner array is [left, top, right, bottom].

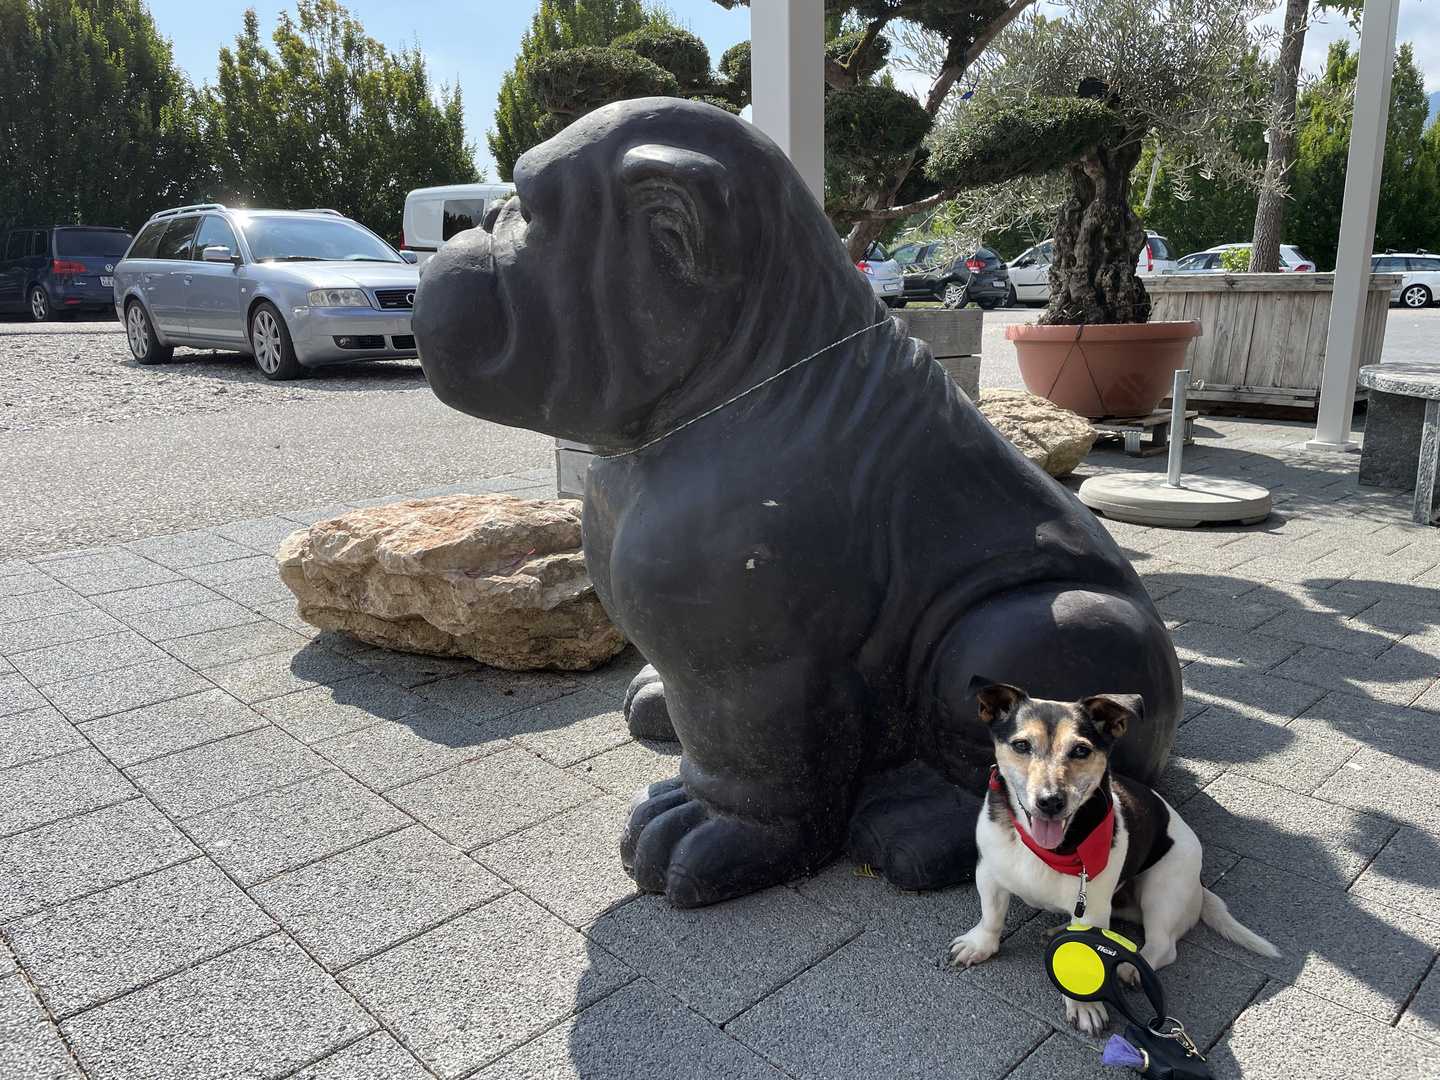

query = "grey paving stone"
[[125, 530, 256, 570], [1269, 641, 1437, 704], [1401, 962, 1440, 1045], [0, 747, 135, 839], [726, 931, 1046, 1080], [474, 795, 639, 927], [0, 607, 126, 655], [87, 578, 219, 618], [61, 934, 375, 1080], [1210, 982, 1440, 1078], [180, 553, 277, 588], [388, 746, 600, 850], [312, 705, 508, 791], [124, 598, 267, 642], [184, 771, 410, 885], [252, 599, 320, 638], [291, 1031, 433, 1080], [795, 860, 1038, 960], [1298, 688, 1440, 766], [589, 887, 858, 1025], [257, 672, 428, 742], [0, 586, 91, 625], [201, 644, 369, 705], [477, 977, 784, 1080], [575, 738, 682, 799], [126, 726, 331, 819], [1192, 858, 1440, 1025], [1167, 707, 1361, 795], [9, 859, 273, 1017], [1355, 596, 1440, 638], [78, 688, 265, 767], [43, 656, 214, 723], [1182, 772, 1393, 887], [57, 562, 184, 597], [0, 704, 86, 768], [1154, 588, 1286, 633], [1179, 661, 1325, 722], [10, 630, 169, 686], [32, 546, 147, 576], [0, 799, 198, 920], [282, 503, 362, 525], [1001, 1032, 1111, 1080], [1350, 827, 1440, 921], [205, 572, 297, 607], [0, 672, 48, 716], [1153, 749, 1224, 808], [0, 567, 61, 598], [1251, 608, 1402, 658], [253, 827, 506, 970], [1168, 619, 1303, 669], [1314, 746, 1440, 836], [574, 645, 649, 703], [501, 688, 632, 768], [0, 975, 83, 1080], [162, 619, 311, 670], [344, 645, 483, 687], [211, 516, 306, 556], [412, 666, 582, 719], [341, 891, 632, 1079]]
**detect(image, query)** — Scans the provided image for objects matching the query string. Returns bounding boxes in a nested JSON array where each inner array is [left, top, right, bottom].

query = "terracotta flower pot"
[[1005, 320, 1203, 419]]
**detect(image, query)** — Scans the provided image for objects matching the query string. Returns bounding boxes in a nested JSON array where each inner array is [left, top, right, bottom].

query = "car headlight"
[[307, 288, 372, 308]]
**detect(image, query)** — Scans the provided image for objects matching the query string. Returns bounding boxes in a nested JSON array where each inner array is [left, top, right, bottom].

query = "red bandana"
[[989, 765, 1114, 878]]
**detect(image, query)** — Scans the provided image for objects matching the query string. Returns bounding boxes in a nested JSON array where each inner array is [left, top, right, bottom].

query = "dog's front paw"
[[1065, 995, 1110, 1036], [1117, 961, 1140, 990], [948, 931, 997, 968]]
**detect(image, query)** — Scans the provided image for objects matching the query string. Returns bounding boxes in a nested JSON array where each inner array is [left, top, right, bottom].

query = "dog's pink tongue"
[[1029, 816, 1066, 849]]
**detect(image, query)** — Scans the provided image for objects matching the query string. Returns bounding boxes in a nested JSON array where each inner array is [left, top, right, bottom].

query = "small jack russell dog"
[[948, 684, 1279, 1034]]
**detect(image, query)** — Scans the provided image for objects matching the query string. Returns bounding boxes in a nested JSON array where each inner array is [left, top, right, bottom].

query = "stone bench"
[[1357, 363, 1440, 525]]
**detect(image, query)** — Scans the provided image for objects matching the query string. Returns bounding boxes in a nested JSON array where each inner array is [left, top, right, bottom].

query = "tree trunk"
[[1043, 138, 1150, 325], [1251, 0, 1309, 274]]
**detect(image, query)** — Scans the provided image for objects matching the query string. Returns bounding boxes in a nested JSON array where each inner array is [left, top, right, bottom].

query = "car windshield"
[[55, 229, 131, 258], [865, 243, 889, 261], [237, 215, 401, 263], [1177, 253, 1209, 270]]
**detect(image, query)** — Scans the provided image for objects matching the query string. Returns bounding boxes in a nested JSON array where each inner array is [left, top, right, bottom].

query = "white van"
[[401, 183, 515, 266]]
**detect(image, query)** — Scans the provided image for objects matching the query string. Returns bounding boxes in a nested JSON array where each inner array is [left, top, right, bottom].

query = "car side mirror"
[[400, 250, 419, 265], [202, 245, 239, 265]]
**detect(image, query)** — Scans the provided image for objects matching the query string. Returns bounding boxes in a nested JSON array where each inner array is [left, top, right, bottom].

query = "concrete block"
[[161, 619, 311, 670], [253, 826, 507, 970], [1182, 772, 1392, 886], [44, 656, 213, 723], [124, 530, 256, 570], [62, 934, 374, 1080], [474, 796, 639, 927], [1350, 827, 1440, 921], [0, 607, 126, 655], [1269, 642, 1437, 704], [123, 599, 267, 642], [1179, 661, 1324, 722], [0, 672, 48, 716], [572, 739, 683, 799], [726, 931, 1047, 1080], [88, 578, 219, 618], [0, 799, 198, 920], [126, 726, 331, 819], [412, 666, 582, 719], [500, 688, 631, 768], [388, 746, 600, 850], [476, 978, 784, 1080], [341, 891, 631, 1079], [0, 747, 135, 839], [210, 516, 308, 556], [201, 643, 369, 705], [0, 704, 86, 768], [0, 975, 83, 1080], [0, 587, 91, 626], [9, 859, 272, 1017], [291, 1031, 434, 1080], [10, 629, 169, 686], [1194, 858, 1440, 1025], [312, 705, 508, 790], [1168, 707, 1361, 795], [1313, 746, 1440, 836], [587, 887, 858, 1024], [257, 672, 428, 743], [78, 688, 265, 767], [184, 771, 409, 885]]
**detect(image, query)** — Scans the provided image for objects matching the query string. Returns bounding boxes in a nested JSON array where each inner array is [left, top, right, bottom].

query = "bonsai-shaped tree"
[[926, 0, 1270, 324]]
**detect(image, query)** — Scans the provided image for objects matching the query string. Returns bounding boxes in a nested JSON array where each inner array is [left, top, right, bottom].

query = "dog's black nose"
[[1035, 793, 1066, 817]]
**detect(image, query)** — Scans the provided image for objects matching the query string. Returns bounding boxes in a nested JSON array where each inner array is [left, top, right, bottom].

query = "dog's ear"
[[975, 683, 1027, 726], [620, 143, 732, 286], [1081, 694, 1143, 741]]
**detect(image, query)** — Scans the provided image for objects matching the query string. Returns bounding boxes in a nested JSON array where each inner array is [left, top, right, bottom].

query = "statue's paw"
[[623, 665, 676, 741], [621, 786, 811, 907]]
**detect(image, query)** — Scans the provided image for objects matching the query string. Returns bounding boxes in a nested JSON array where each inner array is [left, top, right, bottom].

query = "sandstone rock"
[[276, 494, 627, 671], [977, 388, 1097, 477]]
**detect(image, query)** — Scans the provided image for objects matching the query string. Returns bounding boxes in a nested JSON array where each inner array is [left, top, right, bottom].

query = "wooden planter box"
[[1146, 273, 1402, 413]]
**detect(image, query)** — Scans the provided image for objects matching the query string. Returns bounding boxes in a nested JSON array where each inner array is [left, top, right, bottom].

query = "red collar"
[[989, 765, 1114, 878]]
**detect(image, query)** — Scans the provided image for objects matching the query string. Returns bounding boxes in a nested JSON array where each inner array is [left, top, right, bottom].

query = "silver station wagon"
[[114, 204, 420, 380]]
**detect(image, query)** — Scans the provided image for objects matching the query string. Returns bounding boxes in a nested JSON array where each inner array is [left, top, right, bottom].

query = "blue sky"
[[146, 0, 1436, 181]]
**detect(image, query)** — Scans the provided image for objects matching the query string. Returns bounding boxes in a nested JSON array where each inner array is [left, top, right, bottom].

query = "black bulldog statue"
[[413, 98, 1182, 908]]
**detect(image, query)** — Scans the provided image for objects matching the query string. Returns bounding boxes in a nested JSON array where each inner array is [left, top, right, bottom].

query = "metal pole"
[[750, 0, 826, 205], [1166, 369, 1188, 488], [1307, 0, 1400, 452], [1142, 144, 1163, 210]]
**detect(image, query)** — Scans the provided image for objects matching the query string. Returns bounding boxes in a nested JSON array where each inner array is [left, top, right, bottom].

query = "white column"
[[1308, 0, 1401, 452], [750, 0, 825, 205]]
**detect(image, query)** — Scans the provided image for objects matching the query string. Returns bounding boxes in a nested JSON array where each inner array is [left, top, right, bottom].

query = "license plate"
[[883, 283, 902, 292], [100, 277, 113, 287]]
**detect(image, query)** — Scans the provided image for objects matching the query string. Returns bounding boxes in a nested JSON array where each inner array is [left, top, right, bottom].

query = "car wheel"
[[125, 301, 174, 365], [1402, 283, 1431, 309], [942, 283, 966, 309], [27, 286, 51, 322], [977, 298, 999, 310], [249, 302, 304, 381], [1004, 283, 1017, 308]]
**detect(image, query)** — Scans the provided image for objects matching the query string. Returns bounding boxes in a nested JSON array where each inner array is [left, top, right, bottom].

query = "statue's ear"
[[619, 143, 732, 285]]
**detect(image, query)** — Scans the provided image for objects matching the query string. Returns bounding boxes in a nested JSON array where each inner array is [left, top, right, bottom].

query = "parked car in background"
[[1176, 243, 1315, 274], [114, 203, 420, 380], [1372, 251, 1440, 308], [1136, 231, 1179, 275], [401, 183, 515, 266], [1003, 231, 1175, 307], [890, 241, 1010, 308], [0, 225, 132, 321], [857, 242, 905, 307]]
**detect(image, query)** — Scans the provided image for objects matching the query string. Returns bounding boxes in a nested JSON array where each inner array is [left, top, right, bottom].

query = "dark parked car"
[[0, 225, 133, 321], [889, 241, 1010, 308]]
